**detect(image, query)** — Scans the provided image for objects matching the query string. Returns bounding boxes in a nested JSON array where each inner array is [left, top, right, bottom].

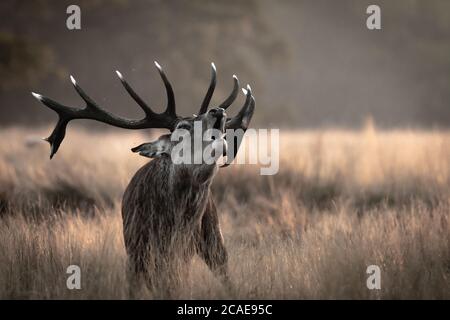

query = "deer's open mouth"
[[213, 113, 226, 133]]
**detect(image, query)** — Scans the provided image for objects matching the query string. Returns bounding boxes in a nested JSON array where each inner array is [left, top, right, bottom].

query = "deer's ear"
[[131, 134, 171, 158]]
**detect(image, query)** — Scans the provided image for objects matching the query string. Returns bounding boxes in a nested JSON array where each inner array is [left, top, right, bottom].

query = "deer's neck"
[[152, 157, 216, 219]]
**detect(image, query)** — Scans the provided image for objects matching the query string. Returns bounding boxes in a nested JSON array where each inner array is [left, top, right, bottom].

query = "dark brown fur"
[[122, 156, 229, 297]]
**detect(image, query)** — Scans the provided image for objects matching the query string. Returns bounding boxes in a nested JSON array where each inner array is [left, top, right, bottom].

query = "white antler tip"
[[232, 74, 238, 80], [70, 75, 76, 85], [115, 70, 123, 79], [247, 84, 252, 91], [211, 62, 216, 71], [31, 92, 42, 100], [242, 88, 248, 95], [154, 61, 161, 69]]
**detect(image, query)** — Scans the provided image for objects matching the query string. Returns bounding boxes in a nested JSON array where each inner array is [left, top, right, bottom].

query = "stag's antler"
[[32, 61, 180, 158], [33, 61, 255, 161], [220, 84, 255, 167], [226, 85, 255, 131], [197, 63, 255, 166]]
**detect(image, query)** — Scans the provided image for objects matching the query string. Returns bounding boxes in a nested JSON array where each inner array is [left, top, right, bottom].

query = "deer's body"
[[122, 157, 228, 293], [33, 62, 254, 297]]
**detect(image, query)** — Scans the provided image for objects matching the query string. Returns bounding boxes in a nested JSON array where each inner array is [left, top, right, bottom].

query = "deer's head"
[[32, 62, 255, 182]]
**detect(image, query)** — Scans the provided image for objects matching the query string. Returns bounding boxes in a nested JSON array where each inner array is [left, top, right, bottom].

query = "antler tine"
[[115, 70, 156, 118], [221, 85, 255, 168], [154, 61, 176, 117], [218, 74, 239, 110], [69, 75, 99, 110], [226, 84, 255, 130], [198, 62, 217, 115]]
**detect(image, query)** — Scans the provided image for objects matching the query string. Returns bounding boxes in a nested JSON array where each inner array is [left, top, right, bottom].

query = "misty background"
[[1, 0, 449, 129]]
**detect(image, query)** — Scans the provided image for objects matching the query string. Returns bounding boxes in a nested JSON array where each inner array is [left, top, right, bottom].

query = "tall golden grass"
[[0, 123, 448, 299]]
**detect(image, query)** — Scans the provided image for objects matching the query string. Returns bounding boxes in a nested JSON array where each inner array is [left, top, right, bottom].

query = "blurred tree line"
[[0, 0, 449, 128]]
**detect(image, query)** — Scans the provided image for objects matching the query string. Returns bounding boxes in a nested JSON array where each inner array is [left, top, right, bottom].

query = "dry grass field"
[[0, 122, 449, 299]]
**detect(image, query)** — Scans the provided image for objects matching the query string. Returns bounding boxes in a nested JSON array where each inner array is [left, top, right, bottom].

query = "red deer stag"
[[32, 62, 255, 297]]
